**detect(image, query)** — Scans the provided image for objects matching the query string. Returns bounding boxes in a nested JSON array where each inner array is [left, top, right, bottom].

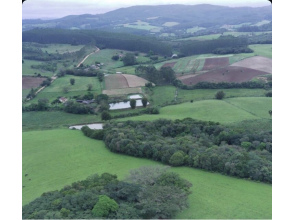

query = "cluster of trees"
[[101, 119, 272, 183], [179, 36, 250, 56], [237, 22, 272, 32], [58, 69, 99, 77], [175, 80, 272, 90], [31, 62, 57, 72], [22, 167, 192, 219], [136, 65, 176, 84], [64, 100, 94, 114], [22, 29, 172, 56], [213, 46, 253, 54], [22, 46, 63, 61]]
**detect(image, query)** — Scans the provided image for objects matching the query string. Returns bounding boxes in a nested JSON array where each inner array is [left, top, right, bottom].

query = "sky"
[[22, 0, 270, 19]]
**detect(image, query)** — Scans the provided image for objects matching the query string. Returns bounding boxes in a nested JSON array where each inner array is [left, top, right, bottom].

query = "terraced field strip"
[[103, 87, 142, 96], [104, 74, 129, 90], [202, 57, 230, 71]]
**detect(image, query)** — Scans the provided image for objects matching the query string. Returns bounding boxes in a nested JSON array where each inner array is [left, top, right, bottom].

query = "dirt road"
[[77, 47, 100, 68]]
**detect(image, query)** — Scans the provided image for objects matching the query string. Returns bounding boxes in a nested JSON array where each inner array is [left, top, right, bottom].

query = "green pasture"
[[229, 53, 256, 64], [23, 129, 271, 219], [147, 86, 267, 106], [253, 20, 271, 26], [30, 75, 102, 102], [40, 44, 84, 54], [225, 97, 272, 119], [249, 44, 272, 58], [119, 97, 271, 124], [22, 59, 56, 77], [22, 111, 101, 131], [114, 65, 137, 74], [186, 26, 206, 33]]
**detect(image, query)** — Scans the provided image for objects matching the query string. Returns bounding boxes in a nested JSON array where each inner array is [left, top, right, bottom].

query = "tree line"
[[22, 167, 192, 219], [99, 119, 271, 183]]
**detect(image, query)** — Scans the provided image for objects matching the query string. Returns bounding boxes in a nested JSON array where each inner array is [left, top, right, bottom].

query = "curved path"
[[77, 47, 100, 68]]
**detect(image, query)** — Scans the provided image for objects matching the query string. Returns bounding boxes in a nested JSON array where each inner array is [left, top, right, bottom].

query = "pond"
[[128, 94, 143, 99], [109, 99, 149, 110], [69, 123, 103, 130]]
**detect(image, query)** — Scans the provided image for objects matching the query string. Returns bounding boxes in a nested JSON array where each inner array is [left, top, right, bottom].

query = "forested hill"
[[22, 29, 172, 56], [22, 4, 272, 31]]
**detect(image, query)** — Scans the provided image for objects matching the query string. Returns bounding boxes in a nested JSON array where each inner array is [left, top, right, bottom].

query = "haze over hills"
[[22, 4, 272, 32]]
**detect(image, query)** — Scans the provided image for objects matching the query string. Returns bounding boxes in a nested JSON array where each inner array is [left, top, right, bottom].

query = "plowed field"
[[22, 76, 46, 89], [230, 56, 272, 73], [104, 74, 129, 90], [202, 57, 229, 70]]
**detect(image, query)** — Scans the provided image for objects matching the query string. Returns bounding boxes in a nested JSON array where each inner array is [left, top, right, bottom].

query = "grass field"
[[249, 44, 272, 58], [186, 26, 206, 33], [119, 97, 271, 124], [22, 111, 102, 131], [23, 129, 271, 219], [30, 75, 102, 102], [123, 21, 161, 32], [22, 59, 56, 77]]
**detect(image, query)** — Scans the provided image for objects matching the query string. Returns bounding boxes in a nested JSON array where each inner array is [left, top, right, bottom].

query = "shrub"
[[92, 195, 118, 217], [215, 91, 225, 100], [130, 99, 136, 109], [101, 111, 112, 120]]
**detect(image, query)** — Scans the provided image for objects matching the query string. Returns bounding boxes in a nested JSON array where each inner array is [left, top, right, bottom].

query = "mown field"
[[29, 75, 102, 103], [23, 129, 272, 219], [119, 97, 272, 124]]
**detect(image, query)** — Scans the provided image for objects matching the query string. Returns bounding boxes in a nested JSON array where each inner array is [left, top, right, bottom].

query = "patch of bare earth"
[[202, 57, 229, 71], [162, 62, 177, 68], [103, 87, 142, 96], [22, 76, 46, 89], [231, 56, 272, 73], [180, 66, 269, 85], [122, 74, 150, 87], [104, 74, 129, 90]]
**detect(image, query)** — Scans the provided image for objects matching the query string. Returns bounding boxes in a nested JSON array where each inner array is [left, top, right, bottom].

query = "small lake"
[[109, 100, 149, 110], [69, 123, 103, 130]]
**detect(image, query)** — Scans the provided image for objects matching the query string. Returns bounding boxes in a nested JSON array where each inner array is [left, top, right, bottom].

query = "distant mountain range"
[[22, 4, 272, 32]]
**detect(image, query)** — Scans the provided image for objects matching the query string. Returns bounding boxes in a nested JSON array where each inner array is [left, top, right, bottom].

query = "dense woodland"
[[82, 119, 272, 183], [22, 29, 172, 56], [22, 167, 192, 219]]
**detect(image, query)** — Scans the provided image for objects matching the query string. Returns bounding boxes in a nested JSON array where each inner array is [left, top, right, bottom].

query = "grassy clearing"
[[23, 129, 271, 219], [249, 44, 272, 58], [39, 44, 84, 54], [22, 111, 101, 131], [162, 22, 179, 27], [31, 75, 102, 102]]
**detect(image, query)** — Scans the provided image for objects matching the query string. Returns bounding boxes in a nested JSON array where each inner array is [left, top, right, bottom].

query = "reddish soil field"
[[180, 66, 269, 85], [162, 62, 177, 68], [105, 74, 129, 90], [22, 76, 46, 89], [202, 57, 229, 71]]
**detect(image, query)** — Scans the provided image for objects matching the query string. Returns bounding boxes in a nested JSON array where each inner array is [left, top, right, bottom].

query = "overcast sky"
[[22, 0, 270, 19]]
